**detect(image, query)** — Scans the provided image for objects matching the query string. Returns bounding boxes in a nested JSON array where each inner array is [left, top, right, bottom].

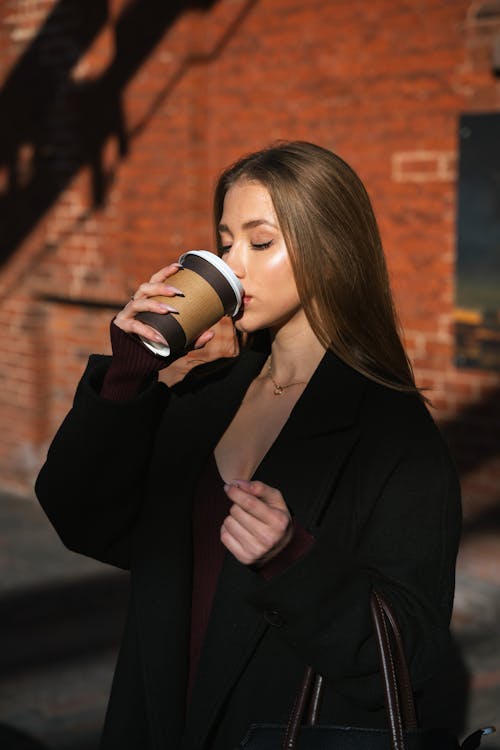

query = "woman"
[[35, 141, 461, 750]]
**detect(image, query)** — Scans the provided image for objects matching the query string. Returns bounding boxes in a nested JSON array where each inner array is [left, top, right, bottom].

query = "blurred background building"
[[0, 1, 499, 748]]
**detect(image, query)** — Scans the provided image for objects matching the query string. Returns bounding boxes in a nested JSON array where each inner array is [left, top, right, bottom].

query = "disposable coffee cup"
[[134, 250, 243, 357]]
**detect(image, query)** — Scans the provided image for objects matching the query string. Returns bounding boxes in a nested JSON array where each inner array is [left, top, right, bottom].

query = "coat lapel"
[[184, 555, 268, 749], [253, 350, 367, 529], [184, 350, 368, 748]]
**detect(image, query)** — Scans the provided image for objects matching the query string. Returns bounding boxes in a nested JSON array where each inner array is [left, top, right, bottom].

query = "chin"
[[234, 318, 254, 334], [234, 306, 301, 334], [233, 314, 265, 334]]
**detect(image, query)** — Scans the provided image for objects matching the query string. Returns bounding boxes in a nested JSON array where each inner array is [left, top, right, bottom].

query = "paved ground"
[[0, 492, 498, 749], [0, 494, 127, 750], [453, 532, 500, 747]]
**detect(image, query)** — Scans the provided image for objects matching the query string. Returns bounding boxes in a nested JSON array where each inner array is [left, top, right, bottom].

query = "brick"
[[392, 151, 457, 183]]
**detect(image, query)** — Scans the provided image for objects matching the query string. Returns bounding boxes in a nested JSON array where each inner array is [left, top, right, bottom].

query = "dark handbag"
[[237, 591, 495, 750]]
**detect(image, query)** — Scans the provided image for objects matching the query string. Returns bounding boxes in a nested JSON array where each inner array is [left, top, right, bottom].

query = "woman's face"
[[218, 180, 302, 334]]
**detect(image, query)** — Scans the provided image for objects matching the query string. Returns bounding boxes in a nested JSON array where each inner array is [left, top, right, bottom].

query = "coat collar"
[[275, 346, 367, 437], [190, 345, 368, 452]]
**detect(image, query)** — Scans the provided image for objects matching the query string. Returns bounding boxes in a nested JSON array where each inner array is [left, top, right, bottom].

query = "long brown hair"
[[213, 141, 420, 396]]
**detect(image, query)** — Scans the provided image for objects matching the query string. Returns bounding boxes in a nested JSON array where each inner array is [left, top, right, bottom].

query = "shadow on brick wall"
[[0, 0, 221, 268]]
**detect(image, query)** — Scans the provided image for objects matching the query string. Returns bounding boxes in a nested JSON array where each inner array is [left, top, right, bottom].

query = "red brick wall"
[[0, 0, 499, 517]]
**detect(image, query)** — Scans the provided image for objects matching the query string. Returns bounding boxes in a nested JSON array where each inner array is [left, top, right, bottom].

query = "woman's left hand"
[[221, 480, 293, 566]]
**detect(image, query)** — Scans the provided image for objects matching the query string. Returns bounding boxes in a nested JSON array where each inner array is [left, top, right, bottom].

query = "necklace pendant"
[[273, 384, 285, 395]]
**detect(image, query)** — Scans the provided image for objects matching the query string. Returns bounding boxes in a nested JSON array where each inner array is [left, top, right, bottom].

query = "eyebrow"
[[218, 219, 278, 233]]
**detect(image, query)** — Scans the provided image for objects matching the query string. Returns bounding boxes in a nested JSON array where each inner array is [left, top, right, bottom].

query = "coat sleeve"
[[35, 354, 171, 569], [245, 400, 462, 709]]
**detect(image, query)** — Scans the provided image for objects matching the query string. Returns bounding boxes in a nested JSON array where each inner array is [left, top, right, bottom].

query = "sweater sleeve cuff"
[[100, 321, 167, 401], [259, 519, 315, 581]]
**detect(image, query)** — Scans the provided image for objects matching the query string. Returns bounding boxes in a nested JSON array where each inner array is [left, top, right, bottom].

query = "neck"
[[268, 313, 326, 384]]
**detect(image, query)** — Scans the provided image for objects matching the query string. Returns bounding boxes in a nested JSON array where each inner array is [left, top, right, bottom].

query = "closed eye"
[[220, 240, 272, 253], [252, 241, 273, 249]]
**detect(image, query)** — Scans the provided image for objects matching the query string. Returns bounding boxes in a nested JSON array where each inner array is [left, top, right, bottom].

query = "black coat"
[[35, 348, 461, 750]]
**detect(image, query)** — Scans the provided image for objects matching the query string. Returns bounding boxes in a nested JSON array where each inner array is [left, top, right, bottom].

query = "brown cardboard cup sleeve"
[[134, 251, 243, 357]]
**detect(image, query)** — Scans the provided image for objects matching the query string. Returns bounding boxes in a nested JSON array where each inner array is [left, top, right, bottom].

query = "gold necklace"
[[267, 361, 307, 396]]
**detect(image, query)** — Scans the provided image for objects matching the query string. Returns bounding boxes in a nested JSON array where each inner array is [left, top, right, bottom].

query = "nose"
[[223, 244, 245, 279]]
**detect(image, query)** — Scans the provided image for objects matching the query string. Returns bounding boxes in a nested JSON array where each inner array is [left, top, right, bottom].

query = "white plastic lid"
[[179, 250, 243, 315]]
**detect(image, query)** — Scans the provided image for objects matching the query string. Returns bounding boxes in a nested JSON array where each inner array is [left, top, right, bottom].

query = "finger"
[[114, 318, 168, 346], [115, 298, 179, 331], [133, 281, 185, 300], [225, 486, 286, 529], [221, 517, 269, 563], [220, 524, 254, 565], [132, 297, 179, 314], [123, 298, 179, 317], [228, 502, 289, 545], [223, 483, 274, 522], [192, 329, 215, 349], [148, 263, 183, 284], [225, 480, 287, 512], [228, 501, 271, 535]]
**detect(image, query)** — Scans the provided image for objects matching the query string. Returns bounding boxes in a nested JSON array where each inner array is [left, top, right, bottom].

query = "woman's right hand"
[[114, 263, 215, 351]]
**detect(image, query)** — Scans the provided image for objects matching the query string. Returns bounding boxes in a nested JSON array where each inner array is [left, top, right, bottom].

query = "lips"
[[233, 295, 251, 321]]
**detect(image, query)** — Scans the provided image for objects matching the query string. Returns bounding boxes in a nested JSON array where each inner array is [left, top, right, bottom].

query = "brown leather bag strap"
[[306, 673, 324, 725], [376, 593, 418, 729], [282, 666, 315, 749], [282, 591, 418, 750], [370, 591, 407, 750]]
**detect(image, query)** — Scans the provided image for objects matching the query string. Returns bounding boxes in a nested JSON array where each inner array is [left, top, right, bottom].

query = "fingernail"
[[169, 286, 185, 296], [172, 262, 183, 268], [159, 304, 179, 313], [154, 333, 167, 343]]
